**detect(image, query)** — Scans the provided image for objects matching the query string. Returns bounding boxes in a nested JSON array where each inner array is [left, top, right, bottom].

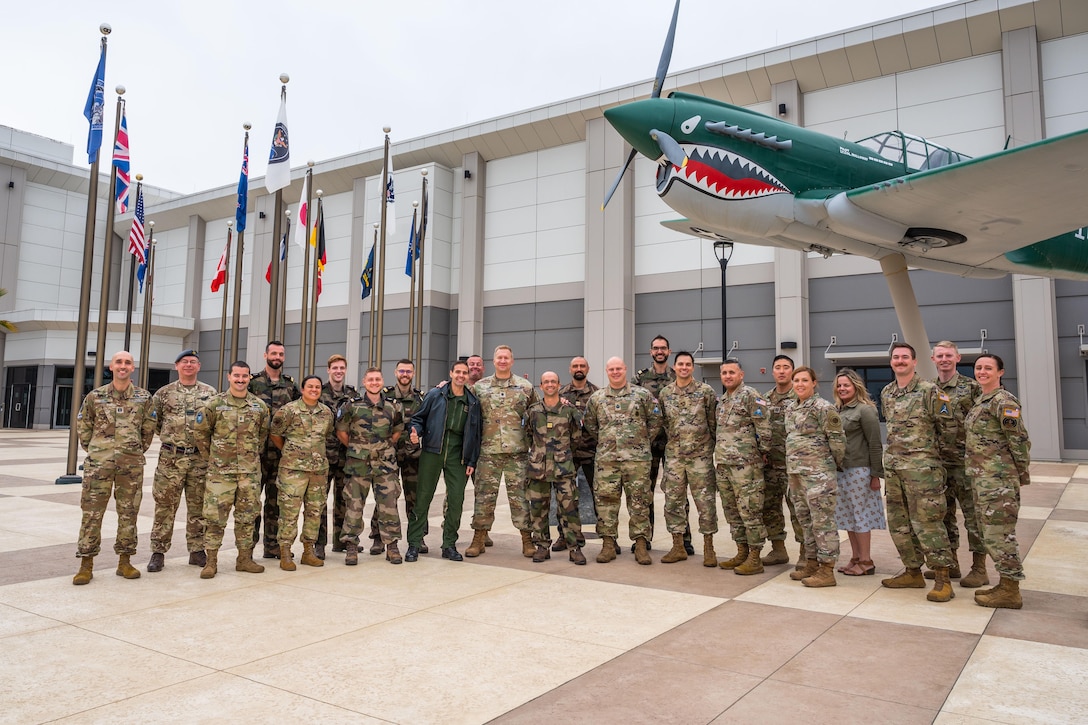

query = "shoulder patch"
[[196, 411, 203, 424], [1002, 407, 1020, 418], [938, 392, 951, 402]]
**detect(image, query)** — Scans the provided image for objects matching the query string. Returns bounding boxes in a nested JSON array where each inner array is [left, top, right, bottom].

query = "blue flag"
[[404, 220, 418, 276], [360, 243, 375, 300], [236, 141, 249, 232], [83, 43, 106, 164]]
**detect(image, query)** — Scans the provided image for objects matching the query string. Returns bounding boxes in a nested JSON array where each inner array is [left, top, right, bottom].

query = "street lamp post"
[[714, 240, 734, 362]]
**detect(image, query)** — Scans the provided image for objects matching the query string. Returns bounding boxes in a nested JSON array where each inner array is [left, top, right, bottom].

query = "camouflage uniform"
[[336, 394, 404, 546], [526, 399, 584, 548], [583, 384, 664, 542], [559, 380, 599, 541], [371, 383, 423, 542], [763, 387, 803, 544], [634, 366, 676, 538], [881, 375, 955, 570], [76, 383, 156, 558], [194, 391, 270, 551], [965, 389, 1031, 581], [272, 399, 334, 552], [715, 385, 771, 547], [149, 380, 217, 555], [248, 371, 300, 550], [471, 374, 538, 533], [786, 396, 846, 564], [935, 372, 983, 554], [318, 381, 357, 550], [659, 380, 718, 535]]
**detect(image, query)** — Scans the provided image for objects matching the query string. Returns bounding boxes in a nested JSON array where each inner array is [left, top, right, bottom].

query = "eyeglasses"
[[651, 346, 669, 351], [396, 369, 413, 375]]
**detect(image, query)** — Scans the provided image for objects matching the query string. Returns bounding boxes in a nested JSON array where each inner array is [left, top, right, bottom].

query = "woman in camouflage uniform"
[[786, 367, 846, 588], [966, 354, 1030, 609]]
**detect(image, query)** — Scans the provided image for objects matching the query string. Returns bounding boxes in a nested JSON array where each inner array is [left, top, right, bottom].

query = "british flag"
[[112, 108, 130, 214]]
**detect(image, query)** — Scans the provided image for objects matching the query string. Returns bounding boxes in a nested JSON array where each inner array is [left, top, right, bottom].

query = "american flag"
[[112, 109, 130, 214], [128, 184, 146, 266]]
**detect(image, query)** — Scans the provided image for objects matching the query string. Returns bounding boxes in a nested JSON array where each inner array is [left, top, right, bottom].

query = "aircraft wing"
[[843, 128, 1088, 268]]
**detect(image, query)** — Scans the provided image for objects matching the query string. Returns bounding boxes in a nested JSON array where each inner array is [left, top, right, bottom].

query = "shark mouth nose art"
[[656, 145, 789, 200]]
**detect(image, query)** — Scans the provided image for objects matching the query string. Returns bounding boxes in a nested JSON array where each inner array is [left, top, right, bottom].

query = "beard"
[[572, 371, 586, 381], [267, 359, 283, 370]]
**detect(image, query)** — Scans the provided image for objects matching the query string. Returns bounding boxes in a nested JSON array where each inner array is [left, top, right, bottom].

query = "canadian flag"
[[210, 239, 229, 293]]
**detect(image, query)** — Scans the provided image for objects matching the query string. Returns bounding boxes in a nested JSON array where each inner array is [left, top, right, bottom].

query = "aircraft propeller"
[[601, 0, 681, 209]]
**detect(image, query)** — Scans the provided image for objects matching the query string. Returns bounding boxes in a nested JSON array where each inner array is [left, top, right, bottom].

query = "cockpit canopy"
[[854, 131, 971, 172]]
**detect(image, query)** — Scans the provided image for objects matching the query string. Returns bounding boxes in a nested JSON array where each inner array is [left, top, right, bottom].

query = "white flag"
[[294, 174, 309, 250], [265, 96, 290, 193]]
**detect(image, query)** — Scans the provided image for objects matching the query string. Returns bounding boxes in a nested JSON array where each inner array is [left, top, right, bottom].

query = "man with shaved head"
[[72, 350, 157, 585], [584, 356, 663, 565]]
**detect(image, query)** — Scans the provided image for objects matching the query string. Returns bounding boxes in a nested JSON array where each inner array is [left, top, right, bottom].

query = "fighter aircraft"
[[601, 0, 1088, 363]]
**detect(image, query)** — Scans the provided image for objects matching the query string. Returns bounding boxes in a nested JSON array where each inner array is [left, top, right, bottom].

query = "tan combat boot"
[[660, 533, 688, 563], [790, 558, 819, 581], [200, 549, 218, 579], [802, 561, 837, 588], [280, 547, 297, 571], [881, 567, 925, 588], [236, 548, 266, 574], [960, 552, 990, 588], [718, 542, 750, 570], [116, 554, 141, 579], [300, 541, 323, 567], [465, 529, 488, 557], [634, 537, 652, 565], [762, 539, 790, 565], [974, 576, 1022, 609], [926, 567, 955, 602], [734, 546, 765, 575], [521, 530, 536, 557], [702, 534, 717, 568], [73, 556, 94, 585], [794, 542, 807, 570], [597, 536, 618, 563]]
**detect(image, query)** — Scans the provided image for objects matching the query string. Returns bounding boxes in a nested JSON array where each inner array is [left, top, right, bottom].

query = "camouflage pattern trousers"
[[971, 475, 1025, 580], [528, 477, 581, 547], [342, 471, 402, 546], [203, 472, 261, 551], [277, 468, 328, 549], [662, 454, 717, 535], [716, 462, 767, 547], [472, 451, 530, 532], [77, 456, 144, 558], [885, 466, 953, 570], [943, 464, 984, 554], [317, 463, 346, 548], [594, 459, 652, 542], [150, 451, 207, 554], [764, 463, 804, 544], [253, 454, 282, 547], [787, 471, 840, 564], [372, 456, 419, 541]]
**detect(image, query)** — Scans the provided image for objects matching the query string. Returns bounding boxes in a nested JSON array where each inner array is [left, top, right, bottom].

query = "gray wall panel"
[[1054, 279, 1088, 450], [197, 327, 248, 388], [480, 300, 584, 383]]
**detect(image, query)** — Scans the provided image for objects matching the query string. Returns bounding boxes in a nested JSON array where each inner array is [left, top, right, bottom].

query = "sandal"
[[844, 559, 875, 576], [837, 557, 859, 573]]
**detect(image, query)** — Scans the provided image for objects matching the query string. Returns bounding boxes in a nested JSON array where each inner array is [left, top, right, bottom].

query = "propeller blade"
[[651, 0, 681, 99], [601, 148, 638, 210], [651, 128, 687, 168]]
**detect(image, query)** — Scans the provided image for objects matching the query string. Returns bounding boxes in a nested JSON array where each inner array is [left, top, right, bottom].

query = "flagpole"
[[374, 128, 391, 370], [60, 26, 110, 484], [123, 176, 141, 349], [269, 188, 283, 342], [306, 192, 322, 374], [138, 237, 157, 389], [368, 223, 378, 367], [92, 88, 125, 388], [299, 164, 313, 379], [414, 171, 429, 378], [406, 202, 418, 365], [217, 222, 233, 391], [230, 124, 250, 367]]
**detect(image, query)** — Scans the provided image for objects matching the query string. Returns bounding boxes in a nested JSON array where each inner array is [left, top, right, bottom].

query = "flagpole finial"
[[279, 73, 290, 84], [135, 173, 143, 181], [100, 23, 111, 35], [421, 170, 428, 177], [316, 189, 323, 198], [115, 85, 125, 96], [412, 201, 419, 208], [243, 122, 252, 131], [307, 160, 314, 168], [285, 209, 291, 219], [227, 220, 233, 229], [148, 220, 155, 229], [383, 126, 391, 134]]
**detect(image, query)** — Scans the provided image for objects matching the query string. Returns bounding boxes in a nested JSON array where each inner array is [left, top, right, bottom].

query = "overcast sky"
[[7, 0, 951, 193]]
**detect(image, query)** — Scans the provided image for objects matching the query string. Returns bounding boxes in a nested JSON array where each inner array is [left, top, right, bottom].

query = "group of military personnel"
[[71, 336, 1029, 610]]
